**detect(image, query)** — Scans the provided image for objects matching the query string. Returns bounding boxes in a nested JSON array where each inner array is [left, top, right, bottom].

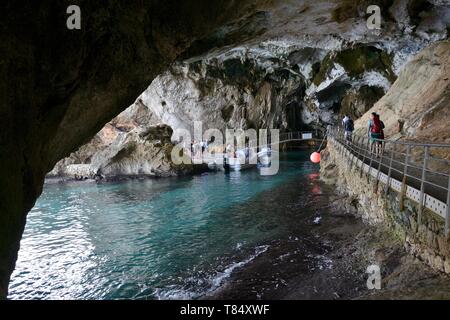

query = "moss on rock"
[[340, 86, 385, 119], [312, 53, 335, 86], [313, 46, 396, 86]]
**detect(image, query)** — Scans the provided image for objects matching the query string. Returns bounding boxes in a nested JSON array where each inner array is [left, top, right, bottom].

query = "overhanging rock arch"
[[0, 0, 257, 298]]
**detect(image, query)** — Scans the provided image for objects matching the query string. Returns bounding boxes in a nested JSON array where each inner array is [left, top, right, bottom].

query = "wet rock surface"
[[209, 183, 450, 300], [319, 133, 450, 297]]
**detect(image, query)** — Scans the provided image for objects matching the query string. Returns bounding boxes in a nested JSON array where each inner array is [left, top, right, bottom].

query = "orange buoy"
[[310, 152, 321, 163]]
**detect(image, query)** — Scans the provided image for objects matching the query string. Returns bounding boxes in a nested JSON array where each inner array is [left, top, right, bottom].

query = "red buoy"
[[310, 152, 321, 163]]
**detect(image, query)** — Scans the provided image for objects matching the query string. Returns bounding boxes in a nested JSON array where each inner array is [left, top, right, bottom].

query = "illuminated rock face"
[[354, 41, 450, 144], [49, 51, 309, 178], [1, 0, 449, 297], [320, 41, 450, 276]]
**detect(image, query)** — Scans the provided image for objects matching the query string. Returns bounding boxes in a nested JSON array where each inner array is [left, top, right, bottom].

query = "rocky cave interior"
[[0, 0, 449, 298]]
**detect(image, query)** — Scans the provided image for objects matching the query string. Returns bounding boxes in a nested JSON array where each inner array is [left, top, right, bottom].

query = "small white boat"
[[224, 149, 257, 172], [207, 160, 224, 171]]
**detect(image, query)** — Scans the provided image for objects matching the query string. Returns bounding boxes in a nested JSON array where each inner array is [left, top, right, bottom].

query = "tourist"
[[368, 112, 384, 157], [200, 140, 205, 153], [225, 143, 233, 157], [368, 113, 377, 154], [342, 114, 349, 137], [342, 114, 349, 128], [344, 116, 354, 143], [379, 118, 386, 153]]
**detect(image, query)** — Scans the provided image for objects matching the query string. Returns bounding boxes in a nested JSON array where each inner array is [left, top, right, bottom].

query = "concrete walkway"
[[339, 138, 449, 203]]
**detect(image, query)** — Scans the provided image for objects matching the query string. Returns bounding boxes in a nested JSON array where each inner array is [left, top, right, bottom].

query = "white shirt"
[[342, 116, 349, 127]]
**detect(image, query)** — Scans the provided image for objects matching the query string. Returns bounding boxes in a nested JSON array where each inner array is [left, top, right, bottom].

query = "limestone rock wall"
[[321, 141, 450, 274], [50, 2, 450, 179], [321, 41, 450, 274], [353, 40, 450, 174], [51, 41, 450, 178], [354, 41, 450, 145]]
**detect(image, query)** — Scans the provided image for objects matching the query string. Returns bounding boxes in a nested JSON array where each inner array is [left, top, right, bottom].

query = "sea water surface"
[[8, 152, 320, 299]]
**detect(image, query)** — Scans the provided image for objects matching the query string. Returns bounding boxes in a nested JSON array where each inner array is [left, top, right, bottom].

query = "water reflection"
[[9, 152, 318, 300]]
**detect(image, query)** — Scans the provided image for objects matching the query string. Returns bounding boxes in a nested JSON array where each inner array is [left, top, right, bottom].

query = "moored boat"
[[224, 149, 257, 172]]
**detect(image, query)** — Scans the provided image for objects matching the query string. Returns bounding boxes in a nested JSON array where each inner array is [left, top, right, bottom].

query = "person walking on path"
[[344, 116, 354, 143], [368, 112, 384, 157], [342, 115, 349, 128]]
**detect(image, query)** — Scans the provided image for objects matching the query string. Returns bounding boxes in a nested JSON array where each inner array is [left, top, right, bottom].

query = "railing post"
[[446, 173, 450, 237], [345, 137, 351, 168], [418, 146, 429, 225], [399, 145, 411, 212], [349, 136, 358, 171], [374, 142, 385, 193], [348, 141, 352, 157], [360, 137, 369, 178], [356, 136, 363, 171], [367, 140, 375, 183], [385, 143, 395, 195], [350, 136, 359, 171], [343, 134, 347, 155]]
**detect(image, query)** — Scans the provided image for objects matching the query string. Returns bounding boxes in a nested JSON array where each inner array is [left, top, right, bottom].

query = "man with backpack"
[[342, 115, 349, 128], [344, 116, 354, 143]]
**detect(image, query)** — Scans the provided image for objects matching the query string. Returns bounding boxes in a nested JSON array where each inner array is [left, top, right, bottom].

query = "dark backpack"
[[345, 119, 354, 131]]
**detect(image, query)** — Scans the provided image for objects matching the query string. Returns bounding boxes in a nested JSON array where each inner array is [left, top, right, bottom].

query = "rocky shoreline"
[[207, 182, 450, 300], [45, 163, 210, 184]]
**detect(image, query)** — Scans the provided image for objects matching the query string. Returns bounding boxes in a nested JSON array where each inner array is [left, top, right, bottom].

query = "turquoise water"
[[8, 152, 320, 300]]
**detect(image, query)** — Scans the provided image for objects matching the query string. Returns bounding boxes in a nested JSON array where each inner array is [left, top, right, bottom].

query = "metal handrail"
[[247, 130, 325, 149], [353, 133, 450, 148], [328, 126, 450, 236]]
